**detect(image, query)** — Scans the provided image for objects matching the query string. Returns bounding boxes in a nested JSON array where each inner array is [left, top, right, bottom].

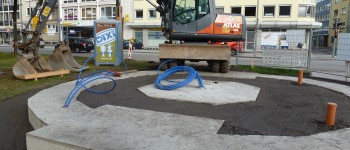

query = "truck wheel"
[[211, 61, 220, 73], [220, 60, 230, 73]]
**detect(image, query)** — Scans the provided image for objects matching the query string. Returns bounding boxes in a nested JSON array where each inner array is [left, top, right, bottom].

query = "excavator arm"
[[13, 0, 86, 80], [17, 0, 58, 56]]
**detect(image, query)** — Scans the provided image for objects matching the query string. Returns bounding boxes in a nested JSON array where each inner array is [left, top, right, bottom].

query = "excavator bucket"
[[13, 54, 69, 80], [48, 41, 89, 72]]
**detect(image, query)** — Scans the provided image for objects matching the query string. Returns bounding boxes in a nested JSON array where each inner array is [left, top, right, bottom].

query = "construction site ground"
[[1, 71, 350, 149]]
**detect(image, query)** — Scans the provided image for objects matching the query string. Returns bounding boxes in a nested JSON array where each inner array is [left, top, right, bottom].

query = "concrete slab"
[[27, 71, 350, 150], [138, 80, 260, 105]]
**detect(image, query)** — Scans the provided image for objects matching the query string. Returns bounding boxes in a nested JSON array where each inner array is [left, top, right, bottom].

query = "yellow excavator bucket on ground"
[[48, 41, 89, 72], [12, 54, 69, 80]]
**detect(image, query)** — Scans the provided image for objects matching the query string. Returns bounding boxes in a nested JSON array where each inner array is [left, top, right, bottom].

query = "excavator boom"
[[13, 0, 87, 80]]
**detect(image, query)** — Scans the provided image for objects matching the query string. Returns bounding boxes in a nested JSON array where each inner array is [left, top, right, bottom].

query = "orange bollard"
[[326, 103, 337, 126], [298, 70, 303, 85]]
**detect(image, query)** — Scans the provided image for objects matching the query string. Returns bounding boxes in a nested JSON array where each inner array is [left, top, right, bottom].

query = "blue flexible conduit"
[[155, 60, 204, 90], [63, 52, 127, 107]]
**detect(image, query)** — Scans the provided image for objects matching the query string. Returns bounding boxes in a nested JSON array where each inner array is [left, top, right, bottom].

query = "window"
[[334, 9, 338, 17], [101, 7, 115, 19], [198, 0, 210, 18], [172, 0, 209, 24], [46, 24, 58, 33], [63, 0, 77, 3], [173, 0, 196, 24], [216, 7, 224, 14], [135, 10, 143, 19], [82, 7, 96, 20], [149, 9, 157, 19], [298, 5, 315, 17], [264, 6, 275, 17], [64, 8, 78, 20], [81, 0, 96, 2], [231, 7, 241, 14], [342, 7, 346, 15], [245, 6, 256, 17], [26, 7, 33, 16], [279, 6, 291, 16]]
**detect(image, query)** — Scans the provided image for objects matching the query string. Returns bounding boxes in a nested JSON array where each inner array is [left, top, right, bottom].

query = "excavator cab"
[[148, 0, 246, 42]]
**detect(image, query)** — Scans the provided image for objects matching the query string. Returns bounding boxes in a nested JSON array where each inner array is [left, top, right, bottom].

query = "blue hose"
[[63, 52, 127, 107], [155, 60, 204, 90]]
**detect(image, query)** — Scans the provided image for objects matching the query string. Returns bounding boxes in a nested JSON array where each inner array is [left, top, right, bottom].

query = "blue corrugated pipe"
[[155, 60, 204, 90], [63, 52, 127, 107]]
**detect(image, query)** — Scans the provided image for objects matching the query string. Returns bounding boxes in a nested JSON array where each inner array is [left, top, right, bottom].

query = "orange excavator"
[[147, 0, 246, 72]]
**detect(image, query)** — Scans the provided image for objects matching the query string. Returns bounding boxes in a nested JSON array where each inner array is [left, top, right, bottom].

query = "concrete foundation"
[[27, 71, 350, 149], [138, 80, 260, 105]]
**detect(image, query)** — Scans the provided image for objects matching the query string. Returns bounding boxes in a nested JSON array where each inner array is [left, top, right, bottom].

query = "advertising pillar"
[[94, 20, 122, 66]]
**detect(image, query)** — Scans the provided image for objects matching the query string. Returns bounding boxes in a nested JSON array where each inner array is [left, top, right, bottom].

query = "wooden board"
[[16, 70, 70, 80]]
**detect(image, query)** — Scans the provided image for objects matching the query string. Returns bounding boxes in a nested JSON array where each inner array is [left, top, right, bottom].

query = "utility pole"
[[13, 0, 18, 55], [20, 0, 24, 31], [1, 0, 5, 44], [253, 0, 260, 57]]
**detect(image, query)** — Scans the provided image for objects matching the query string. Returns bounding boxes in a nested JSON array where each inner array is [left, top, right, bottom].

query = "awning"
[[126, 22, 161, 29]]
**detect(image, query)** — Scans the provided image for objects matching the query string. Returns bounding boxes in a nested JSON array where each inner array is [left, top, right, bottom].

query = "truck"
[[147, 0, 246, 73]]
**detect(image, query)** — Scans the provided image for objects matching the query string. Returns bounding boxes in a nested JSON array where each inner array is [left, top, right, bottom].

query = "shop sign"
[[125, 14, 130, 23]]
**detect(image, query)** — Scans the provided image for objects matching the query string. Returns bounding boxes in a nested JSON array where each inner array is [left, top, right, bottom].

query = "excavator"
[[147, 0, 246, 72], [13, 0, 86, 80]]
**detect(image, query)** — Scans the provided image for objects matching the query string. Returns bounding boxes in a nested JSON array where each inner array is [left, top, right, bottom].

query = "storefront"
[[62, 26, 93, 38], [132, 28, 166, 49], [147, 29, 166, 48]]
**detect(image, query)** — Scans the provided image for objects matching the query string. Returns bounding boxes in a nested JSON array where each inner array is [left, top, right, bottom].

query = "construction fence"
[[233, 26, 350, 81]]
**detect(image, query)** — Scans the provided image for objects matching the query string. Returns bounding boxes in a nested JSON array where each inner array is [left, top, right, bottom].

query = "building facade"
[[0, 0, 19, 44], [58, 0, 132, 41], [328, 0, 350, 47], [129, 0, 321, 50], [314, 0, 331, 47]]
